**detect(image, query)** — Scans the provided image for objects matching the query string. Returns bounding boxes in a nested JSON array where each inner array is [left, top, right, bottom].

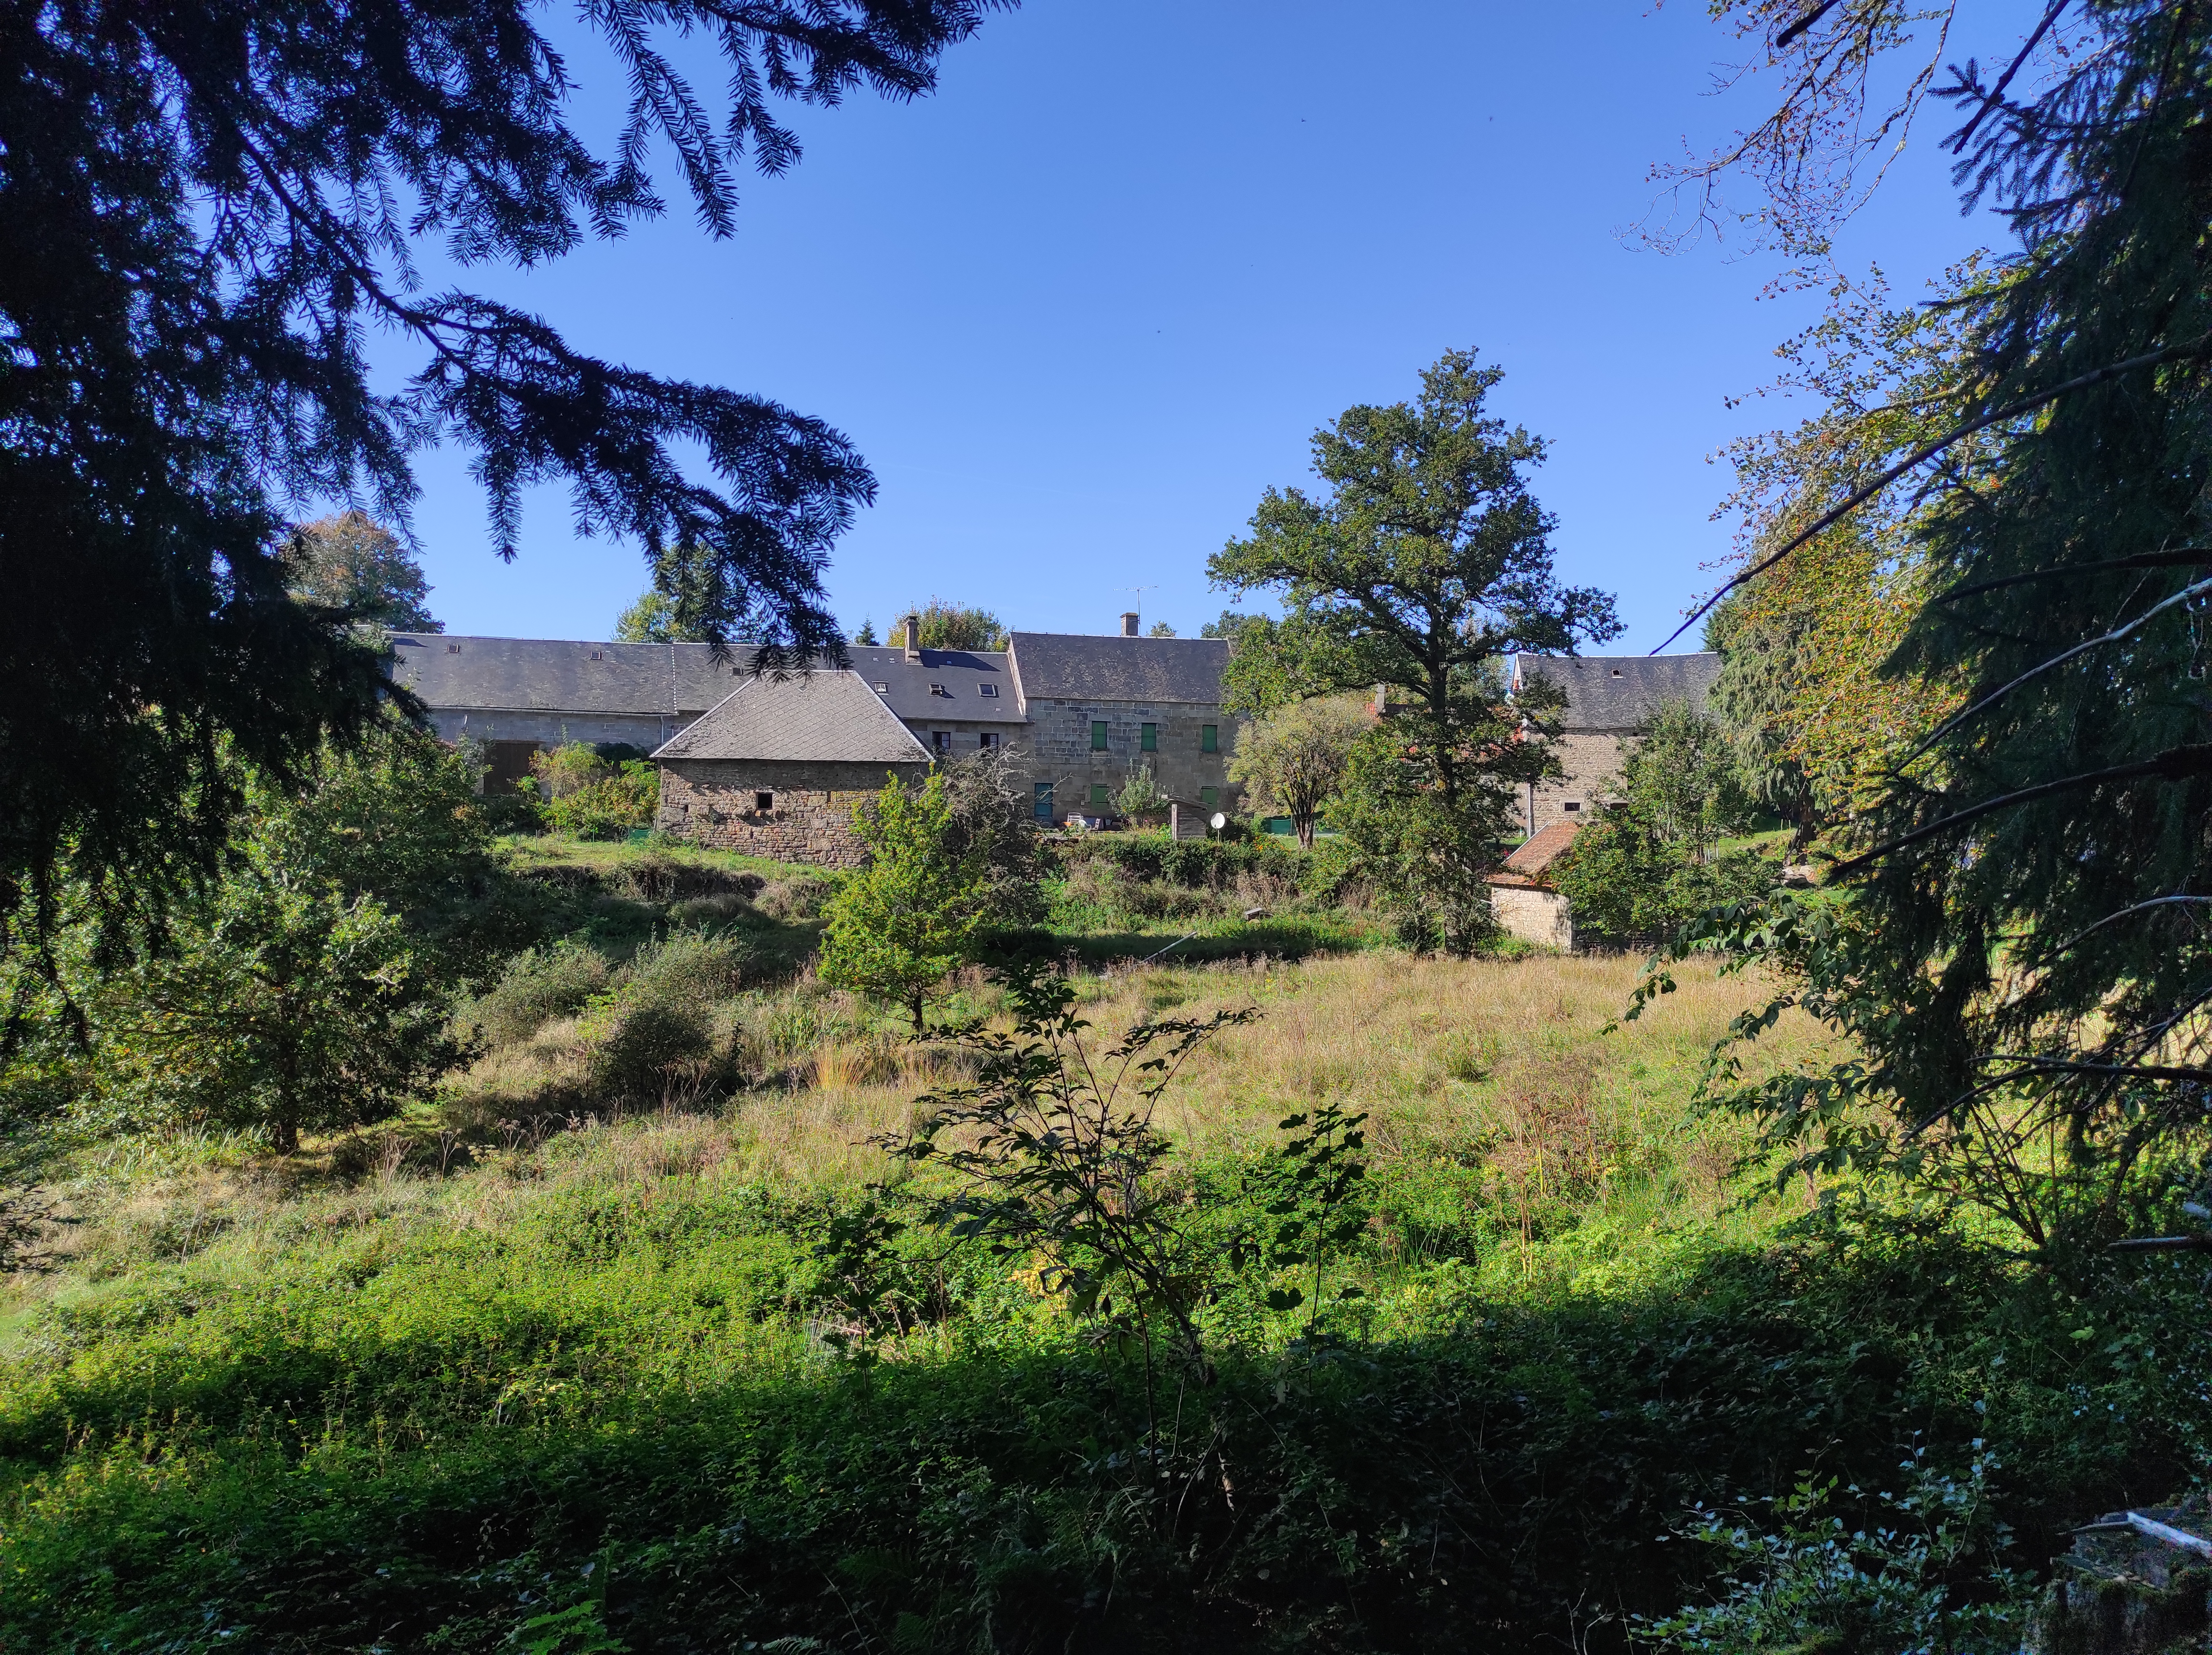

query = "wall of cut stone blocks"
[[1022, 701, 1245, 818], [656, 759, 931, 868], [1525, 731, 1630, 836]]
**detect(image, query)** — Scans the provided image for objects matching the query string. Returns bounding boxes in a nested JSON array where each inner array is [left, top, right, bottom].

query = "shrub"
[[466, 941, 612, 1045], [529, 744, 658, 840], [625, 930, 754, 1005], [757, 872, 832, 921], [580, 990, 716, 1104]]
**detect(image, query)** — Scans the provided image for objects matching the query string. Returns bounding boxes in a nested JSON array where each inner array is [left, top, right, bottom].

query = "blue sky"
[[384, 1, 2017, 652]]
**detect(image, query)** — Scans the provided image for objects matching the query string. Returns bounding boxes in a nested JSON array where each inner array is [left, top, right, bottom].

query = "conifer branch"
[[1657, 333, 2212, 653], [1833, 743, 2212, 876]]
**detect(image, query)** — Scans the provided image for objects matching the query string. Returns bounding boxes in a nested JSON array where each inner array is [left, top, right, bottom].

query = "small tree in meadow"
[[1228, 694, 1368, 847], [818, 772, 989, 1033]]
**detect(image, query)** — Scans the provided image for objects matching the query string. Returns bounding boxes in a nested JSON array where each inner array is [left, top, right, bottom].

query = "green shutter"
[[1090, 720, 1108, 750], [1089, 783, 1109, 807], [1140, 722, 1157, 752], [1200, 787, 1218, 808], [1200, 724, 1218, 753]]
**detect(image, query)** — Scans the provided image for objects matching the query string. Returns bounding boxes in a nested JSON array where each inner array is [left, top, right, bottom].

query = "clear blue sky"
[[385, 2, 2018, 652]]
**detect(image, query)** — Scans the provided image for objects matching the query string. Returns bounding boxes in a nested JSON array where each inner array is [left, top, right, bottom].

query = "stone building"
[[1509, 652, 1723, 836], [1485, 818, 1581, 950], [395, 611, 1247, 858], [1008, 619, 1242, 824], [386, 633, 742, 791], [651, 671, 932, 867]]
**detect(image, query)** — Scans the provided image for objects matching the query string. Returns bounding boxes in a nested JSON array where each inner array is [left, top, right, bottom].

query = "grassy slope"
[[3, 951, 2206, 1652]]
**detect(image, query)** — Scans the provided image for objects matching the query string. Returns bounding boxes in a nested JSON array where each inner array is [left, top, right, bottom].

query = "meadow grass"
[[1, 951, 2200, 1654]]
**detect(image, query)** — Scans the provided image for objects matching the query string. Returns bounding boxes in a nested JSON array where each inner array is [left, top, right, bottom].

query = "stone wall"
[[656, 758, 930, 868], [1023, 700, 1244, 820], [1488, 880, 1574, 951], [1525, 731, 1629, 836]]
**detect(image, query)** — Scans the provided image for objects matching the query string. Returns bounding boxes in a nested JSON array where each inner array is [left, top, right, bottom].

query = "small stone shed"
[[1486, 818, 1581, 951], [653, 671, 932, 868]]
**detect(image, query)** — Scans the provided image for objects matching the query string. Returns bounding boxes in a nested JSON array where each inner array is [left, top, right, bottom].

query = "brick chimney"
[[904, 613, 921, 661], [1120, 612, 1139, 637]]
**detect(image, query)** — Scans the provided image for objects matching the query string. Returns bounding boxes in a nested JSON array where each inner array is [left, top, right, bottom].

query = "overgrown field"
[[3, 952, 2206, 1653]]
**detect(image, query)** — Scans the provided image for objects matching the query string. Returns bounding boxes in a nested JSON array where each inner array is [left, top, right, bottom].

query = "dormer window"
[[447, 643, 461, 654], [590, 650, 604, 661], [874, 682, 890, 693], [978, 682, 1000, 698], [930, 682, 950, 696]]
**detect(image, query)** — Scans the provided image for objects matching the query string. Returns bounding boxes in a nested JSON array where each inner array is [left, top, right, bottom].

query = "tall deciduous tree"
[[902, 599, 1009, 651], [1210, 350, 1619, 943], [0, 0, 1003, 966], [284, 511, 440, 632]]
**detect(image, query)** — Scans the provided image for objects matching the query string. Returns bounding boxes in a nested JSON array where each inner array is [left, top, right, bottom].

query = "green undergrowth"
[[5, 1101, 2208, 1651]]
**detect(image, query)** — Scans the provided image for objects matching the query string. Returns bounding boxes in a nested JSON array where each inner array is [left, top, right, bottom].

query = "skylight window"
[[930, 682, 950, 696], [978, 683, 1000, 698]]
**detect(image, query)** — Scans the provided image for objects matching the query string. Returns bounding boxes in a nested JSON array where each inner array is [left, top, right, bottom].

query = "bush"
[[529, 744, 658, 840], [580, 990, 716, 1104], [465, 942, 612, 1045], [757, 872, 832, 921]]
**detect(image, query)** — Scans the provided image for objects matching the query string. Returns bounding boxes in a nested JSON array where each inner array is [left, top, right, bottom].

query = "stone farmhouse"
[[1508, 651, 1722, 836], [390, 612, 1245, 864]]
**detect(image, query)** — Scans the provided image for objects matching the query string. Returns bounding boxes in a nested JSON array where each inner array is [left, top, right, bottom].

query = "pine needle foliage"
[[1639, 3, 2212, 1249], [0, 0, 1003, 963]]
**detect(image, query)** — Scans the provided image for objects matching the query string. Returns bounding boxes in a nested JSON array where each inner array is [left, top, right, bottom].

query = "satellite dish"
[[1210, 812, 1227, 831]]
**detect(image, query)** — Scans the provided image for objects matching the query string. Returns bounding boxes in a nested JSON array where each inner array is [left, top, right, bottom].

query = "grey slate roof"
[[1007, 633, 1229, 705], [1512, 652, 1722, 732], [843, 645, 1026, 725], [652, 671, 932, 764], [388, 634, 748, 716]]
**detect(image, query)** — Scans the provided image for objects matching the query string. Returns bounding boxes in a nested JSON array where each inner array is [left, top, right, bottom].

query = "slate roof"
[[388, 634, 749, 716], [1007, 633, 1229, 705], [843, 645, 1025, 725], [1511, 653, 1722, 731], [1503, 818, 1582, 878], [652, 671, 932, 765]]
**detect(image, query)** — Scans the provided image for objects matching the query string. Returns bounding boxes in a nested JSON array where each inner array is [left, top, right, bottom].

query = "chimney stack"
[[904, 613, 921, 661], [1120, 612, 1140, 637]]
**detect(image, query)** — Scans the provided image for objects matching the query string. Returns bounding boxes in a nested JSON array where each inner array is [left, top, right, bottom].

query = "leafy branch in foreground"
[[1245, 1101, 1370, 1330], [877, 963, 1256, 1381]]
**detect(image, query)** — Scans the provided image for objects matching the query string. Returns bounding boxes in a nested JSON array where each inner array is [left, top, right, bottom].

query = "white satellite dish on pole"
[[1209, 812, 1227, 831]]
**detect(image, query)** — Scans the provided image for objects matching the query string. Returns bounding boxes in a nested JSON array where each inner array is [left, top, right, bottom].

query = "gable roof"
[[1511, 652, 1722, 731], [1503, 818, 1581, 878], [1008, 633, 1229, 705], [842, 644, 1026, 725], [389, 634, 749, 717], [652, 671, 932, 764]]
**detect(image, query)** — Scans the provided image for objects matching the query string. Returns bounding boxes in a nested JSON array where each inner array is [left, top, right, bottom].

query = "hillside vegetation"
[[3, 951, 2203, 1654]]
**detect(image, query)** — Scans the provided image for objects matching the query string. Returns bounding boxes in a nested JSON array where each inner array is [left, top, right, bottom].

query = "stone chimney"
[[1120, 612, 1140, 637], [903, 613, 921, 661]]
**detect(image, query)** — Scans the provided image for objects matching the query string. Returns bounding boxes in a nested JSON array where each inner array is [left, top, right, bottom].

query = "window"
[[978, 682, 1000, 698], [979, 732, 1000, 751], [589, 649, 604, 661], [1034, 782, 1054, 821], [1199, 787, 1218, 809], [1140, 722, 1157, 752], [1090, 720, 1108, 750], [754, 791, 774, 813], [447, 643, 461, 654], [1200, 724, 1218, 753], [1562, 800, 1581, 813], [932, 730, 952, 754], [929, 682, 949, 696], [873, 682, 889, 693], [1089, 783, 1110, 807]]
